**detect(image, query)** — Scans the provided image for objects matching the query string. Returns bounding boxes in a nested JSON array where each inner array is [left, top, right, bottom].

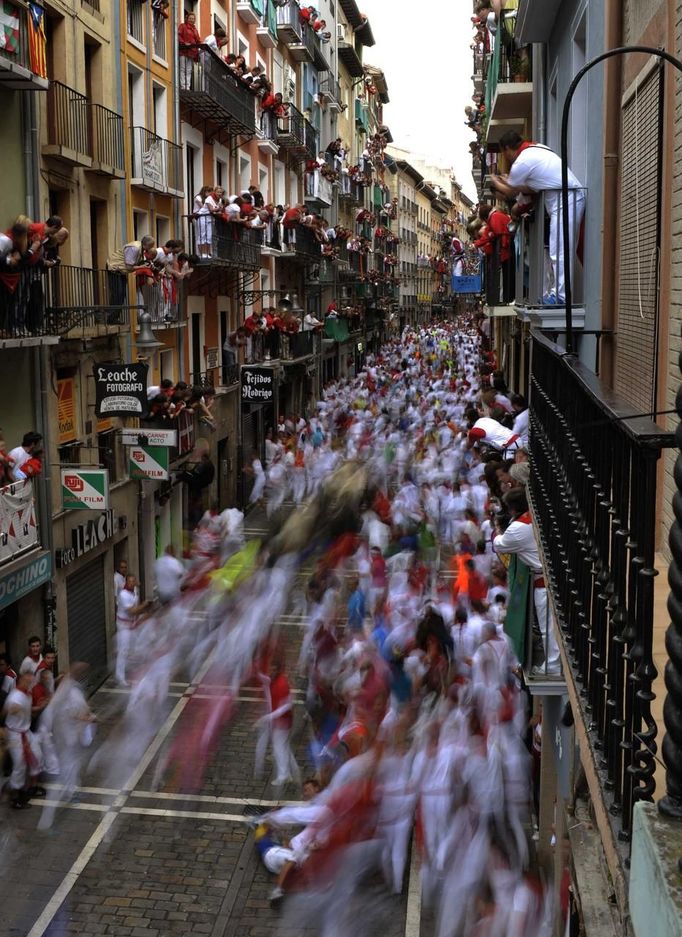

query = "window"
[[127, 0, 145, 44], [259, 166, 269, 202], [128, 65, 145, 127], [160, 349, 174, 383], [152, 83, 167, 137], [156, 215, 170, 250], [58, 442, 81, 467], [133, 209, 149, 241], [216, 158, 227, 189], [185, 142, 199, 216], [152, 6, 167, 59], [239, 155, 251, 192]]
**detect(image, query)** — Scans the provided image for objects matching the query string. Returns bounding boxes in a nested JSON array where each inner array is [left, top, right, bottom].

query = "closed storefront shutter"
[[614, 63, 662, 411], [67, 555, 107, 690]]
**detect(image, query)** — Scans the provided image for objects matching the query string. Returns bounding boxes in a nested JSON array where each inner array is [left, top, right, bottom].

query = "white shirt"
[[20, 654, 42, 676], [493, 516, 541, 573], [116, 587, 138, 628], [154, 554, 185, 600], [8, 446, 30, 481], [114, 571, 126, 603], [471, 417, 519, 451], [507, 144, 583, 194], [4, 687, 31, 733], [512, 409, 529, 445]]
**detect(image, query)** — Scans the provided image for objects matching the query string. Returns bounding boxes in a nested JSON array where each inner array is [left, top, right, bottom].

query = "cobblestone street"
[[2, 510, 410, 937]]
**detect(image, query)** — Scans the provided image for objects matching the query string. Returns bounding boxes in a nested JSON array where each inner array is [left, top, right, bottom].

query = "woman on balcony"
[[177, 11, 201, 91], [193, 185, 220, 259]]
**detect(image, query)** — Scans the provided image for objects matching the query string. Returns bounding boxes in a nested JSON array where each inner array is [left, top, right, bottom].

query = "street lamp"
[[136, 310, 164, 358]]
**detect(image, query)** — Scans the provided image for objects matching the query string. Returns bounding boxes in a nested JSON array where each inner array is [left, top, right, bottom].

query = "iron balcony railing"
[[528, 329, 674, 840], [46, 80, 90, 160], [90, 103, 125, 175], [0, 265, 135, 339], [283, 223, 322, 260], [143, 408, 196, 460], [304, 169, 333, 206], [281, 330, 314, 360], [275, 0, 303, 43], [138, 279, 183, 326], [277, 103, 316, 158], [321, 76, 342, 107], [179, 47, 256, 135], [512, 187, 587, 309], [185, 215, 262, 271], [130, 126, 183, 196], [304, 117, 318, 159]]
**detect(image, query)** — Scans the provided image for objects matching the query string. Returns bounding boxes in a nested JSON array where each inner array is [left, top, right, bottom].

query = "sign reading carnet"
[[121, 428, 177, 448], [241, 366, 274, 404], [93, 362, 149, 418], [61, 469, 109, 510], [128, 445, 169, 481]]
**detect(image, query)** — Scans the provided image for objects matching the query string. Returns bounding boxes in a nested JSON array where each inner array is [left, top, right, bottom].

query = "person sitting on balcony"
[[203, 26, 228, 56], [489, 130, 585, 305], [8, 431, 42, 482], [178, 10, 201, 90]]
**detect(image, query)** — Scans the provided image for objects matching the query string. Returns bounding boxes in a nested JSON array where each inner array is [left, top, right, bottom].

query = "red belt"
[[534, 576, 545, 589]]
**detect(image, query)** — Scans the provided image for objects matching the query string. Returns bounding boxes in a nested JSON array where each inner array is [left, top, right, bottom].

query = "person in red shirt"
[[178, 11, 201, 89], [478, 202, 515, 302], [255, 656, 301, 787]]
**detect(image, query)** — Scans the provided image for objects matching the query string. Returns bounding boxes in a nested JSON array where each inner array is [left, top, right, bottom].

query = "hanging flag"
[[27, 2, 47, 78], [0, 2, 19, 54]]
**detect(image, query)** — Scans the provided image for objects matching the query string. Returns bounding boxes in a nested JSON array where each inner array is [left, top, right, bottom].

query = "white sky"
[[359, 0, 477, 199]]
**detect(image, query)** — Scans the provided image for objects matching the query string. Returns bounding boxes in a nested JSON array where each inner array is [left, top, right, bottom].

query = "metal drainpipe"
[[25, 91, 57, 644], [599, 0, 624, 386], [534, 43, 546, 143]]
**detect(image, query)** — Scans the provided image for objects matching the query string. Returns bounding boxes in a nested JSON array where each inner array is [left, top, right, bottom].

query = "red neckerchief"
[[517, 511, 533, 525], [517, 141, 538, 154]]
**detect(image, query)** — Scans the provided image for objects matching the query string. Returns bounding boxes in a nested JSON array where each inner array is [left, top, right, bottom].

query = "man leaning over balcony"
[[493, 487, 562, 676], [489, 130, 585, 306], [178, 11, 201, 91], [106, 235, 156, 322]]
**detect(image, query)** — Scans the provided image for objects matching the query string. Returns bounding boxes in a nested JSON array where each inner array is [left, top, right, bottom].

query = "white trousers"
[[6, 729, 41, 790], [547, 191, 585, 302], [115, 626, 134, 685], [534, 587, 561, 668]]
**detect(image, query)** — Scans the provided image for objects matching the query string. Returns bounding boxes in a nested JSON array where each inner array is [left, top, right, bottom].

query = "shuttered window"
[[614, 63, 663, 411], [67, 556, 107, 691]]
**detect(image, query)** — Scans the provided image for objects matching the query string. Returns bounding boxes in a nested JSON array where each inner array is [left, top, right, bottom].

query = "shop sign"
[[61, 469, 109, 511], [57, 377, 78, 445], [0, 550, 52, 611], [55, 510, 116, 569], [451, 274, 482, 294], [93, 362, 149, 418], [121, 428, 177, 447], [128, 445, 169, 481], [241, 366, 274, 404]]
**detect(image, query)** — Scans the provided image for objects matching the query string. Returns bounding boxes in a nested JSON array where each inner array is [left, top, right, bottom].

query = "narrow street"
[[3, 506, 409, 937]]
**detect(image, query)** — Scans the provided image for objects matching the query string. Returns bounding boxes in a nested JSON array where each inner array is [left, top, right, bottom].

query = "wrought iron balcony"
[[0, 481, 39, 566], [320, 76, 343, 111], [528, 328, 675, 840], [179, 46, 257, 137], [89, 103, 125, 177], [0, 3, 49, 91], [282, 224, 322, 262], [304, 170, 333, 207], [276, 103, 316, 159], [184, 215, 262, 272], [257, 109, 279, 155], [276, 0, 303, 44], [304, 117, 318, 160], [44, 81, 92, 166], [130, 126, 184, 197], [281, 330, 315, 361]]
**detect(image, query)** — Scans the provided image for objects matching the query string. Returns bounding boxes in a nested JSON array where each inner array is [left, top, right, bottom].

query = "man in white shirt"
[[114, 559, 128, 610], [510, 394, 530, 447], [4, 673, 45, 807], [115, 574, 147, 686], [154, 546, 186, 604], [492, 488, 561, 675], [490, 130, 585, 304], [468, 416, 521, 452], [8, 431, 42, 482], [203, 27, 227, 55], [19, 635, 43, 679]]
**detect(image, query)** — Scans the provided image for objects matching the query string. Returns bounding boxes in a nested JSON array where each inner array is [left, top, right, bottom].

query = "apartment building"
[[470, 2, 682, 933]]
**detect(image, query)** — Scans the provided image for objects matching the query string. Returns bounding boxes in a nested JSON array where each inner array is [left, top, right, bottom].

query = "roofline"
[[397, 160, 424, 185]]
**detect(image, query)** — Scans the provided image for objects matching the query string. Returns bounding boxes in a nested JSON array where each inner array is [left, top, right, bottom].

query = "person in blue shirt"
[[346, 575, 366, 635]]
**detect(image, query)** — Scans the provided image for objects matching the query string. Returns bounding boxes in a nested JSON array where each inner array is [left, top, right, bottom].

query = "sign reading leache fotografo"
[[93, 362, 149, 418], [241, 367, 274, 404]]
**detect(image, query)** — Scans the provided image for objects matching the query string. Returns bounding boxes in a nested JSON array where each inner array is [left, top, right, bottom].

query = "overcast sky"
[[359, 0, 476, 199]]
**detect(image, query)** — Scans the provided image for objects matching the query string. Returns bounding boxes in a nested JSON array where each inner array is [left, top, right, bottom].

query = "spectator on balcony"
[[283, 205, 305, 250], [147, 377, 174, 402], [493, 487, 562, 676], [232, 54, 247, 77], [0, 428, 13, 484], [304, 311, 323, 331], [106, 235, 156, 314], [193, 186, 221, 259], [203, 26, 228, 56], [490, 130, 585, 305], [178, 11, 201, 90], [249, 185, 265, 209], [242, 64, 266, 93], [8, 431, 42, 482]]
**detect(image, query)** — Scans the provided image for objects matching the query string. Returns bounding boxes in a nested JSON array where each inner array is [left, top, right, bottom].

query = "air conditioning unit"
[[337, 23, 345, 41]]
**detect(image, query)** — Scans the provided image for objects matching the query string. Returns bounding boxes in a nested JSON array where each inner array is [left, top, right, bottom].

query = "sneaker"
[[269, 885, 285, 907], [29, 786, 47, 799]]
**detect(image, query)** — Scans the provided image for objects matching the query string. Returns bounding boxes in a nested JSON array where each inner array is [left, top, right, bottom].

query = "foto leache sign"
[[61, 469, 109, 510], [94, 362, 149, 417]]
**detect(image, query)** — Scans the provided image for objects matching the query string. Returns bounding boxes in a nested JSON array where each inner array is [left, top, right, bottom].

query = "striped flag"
[[27, 2, 47, 78], [0, 2, 19, 54]]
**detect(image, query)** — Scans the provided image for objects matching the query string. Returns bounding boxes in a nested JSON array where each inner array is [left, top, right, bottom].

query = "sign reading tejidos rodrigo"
[[241, 366, 275, 404], [128, 445, 170, 481], [61, 469, 109, 511], [93, 362, 149, 418]]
